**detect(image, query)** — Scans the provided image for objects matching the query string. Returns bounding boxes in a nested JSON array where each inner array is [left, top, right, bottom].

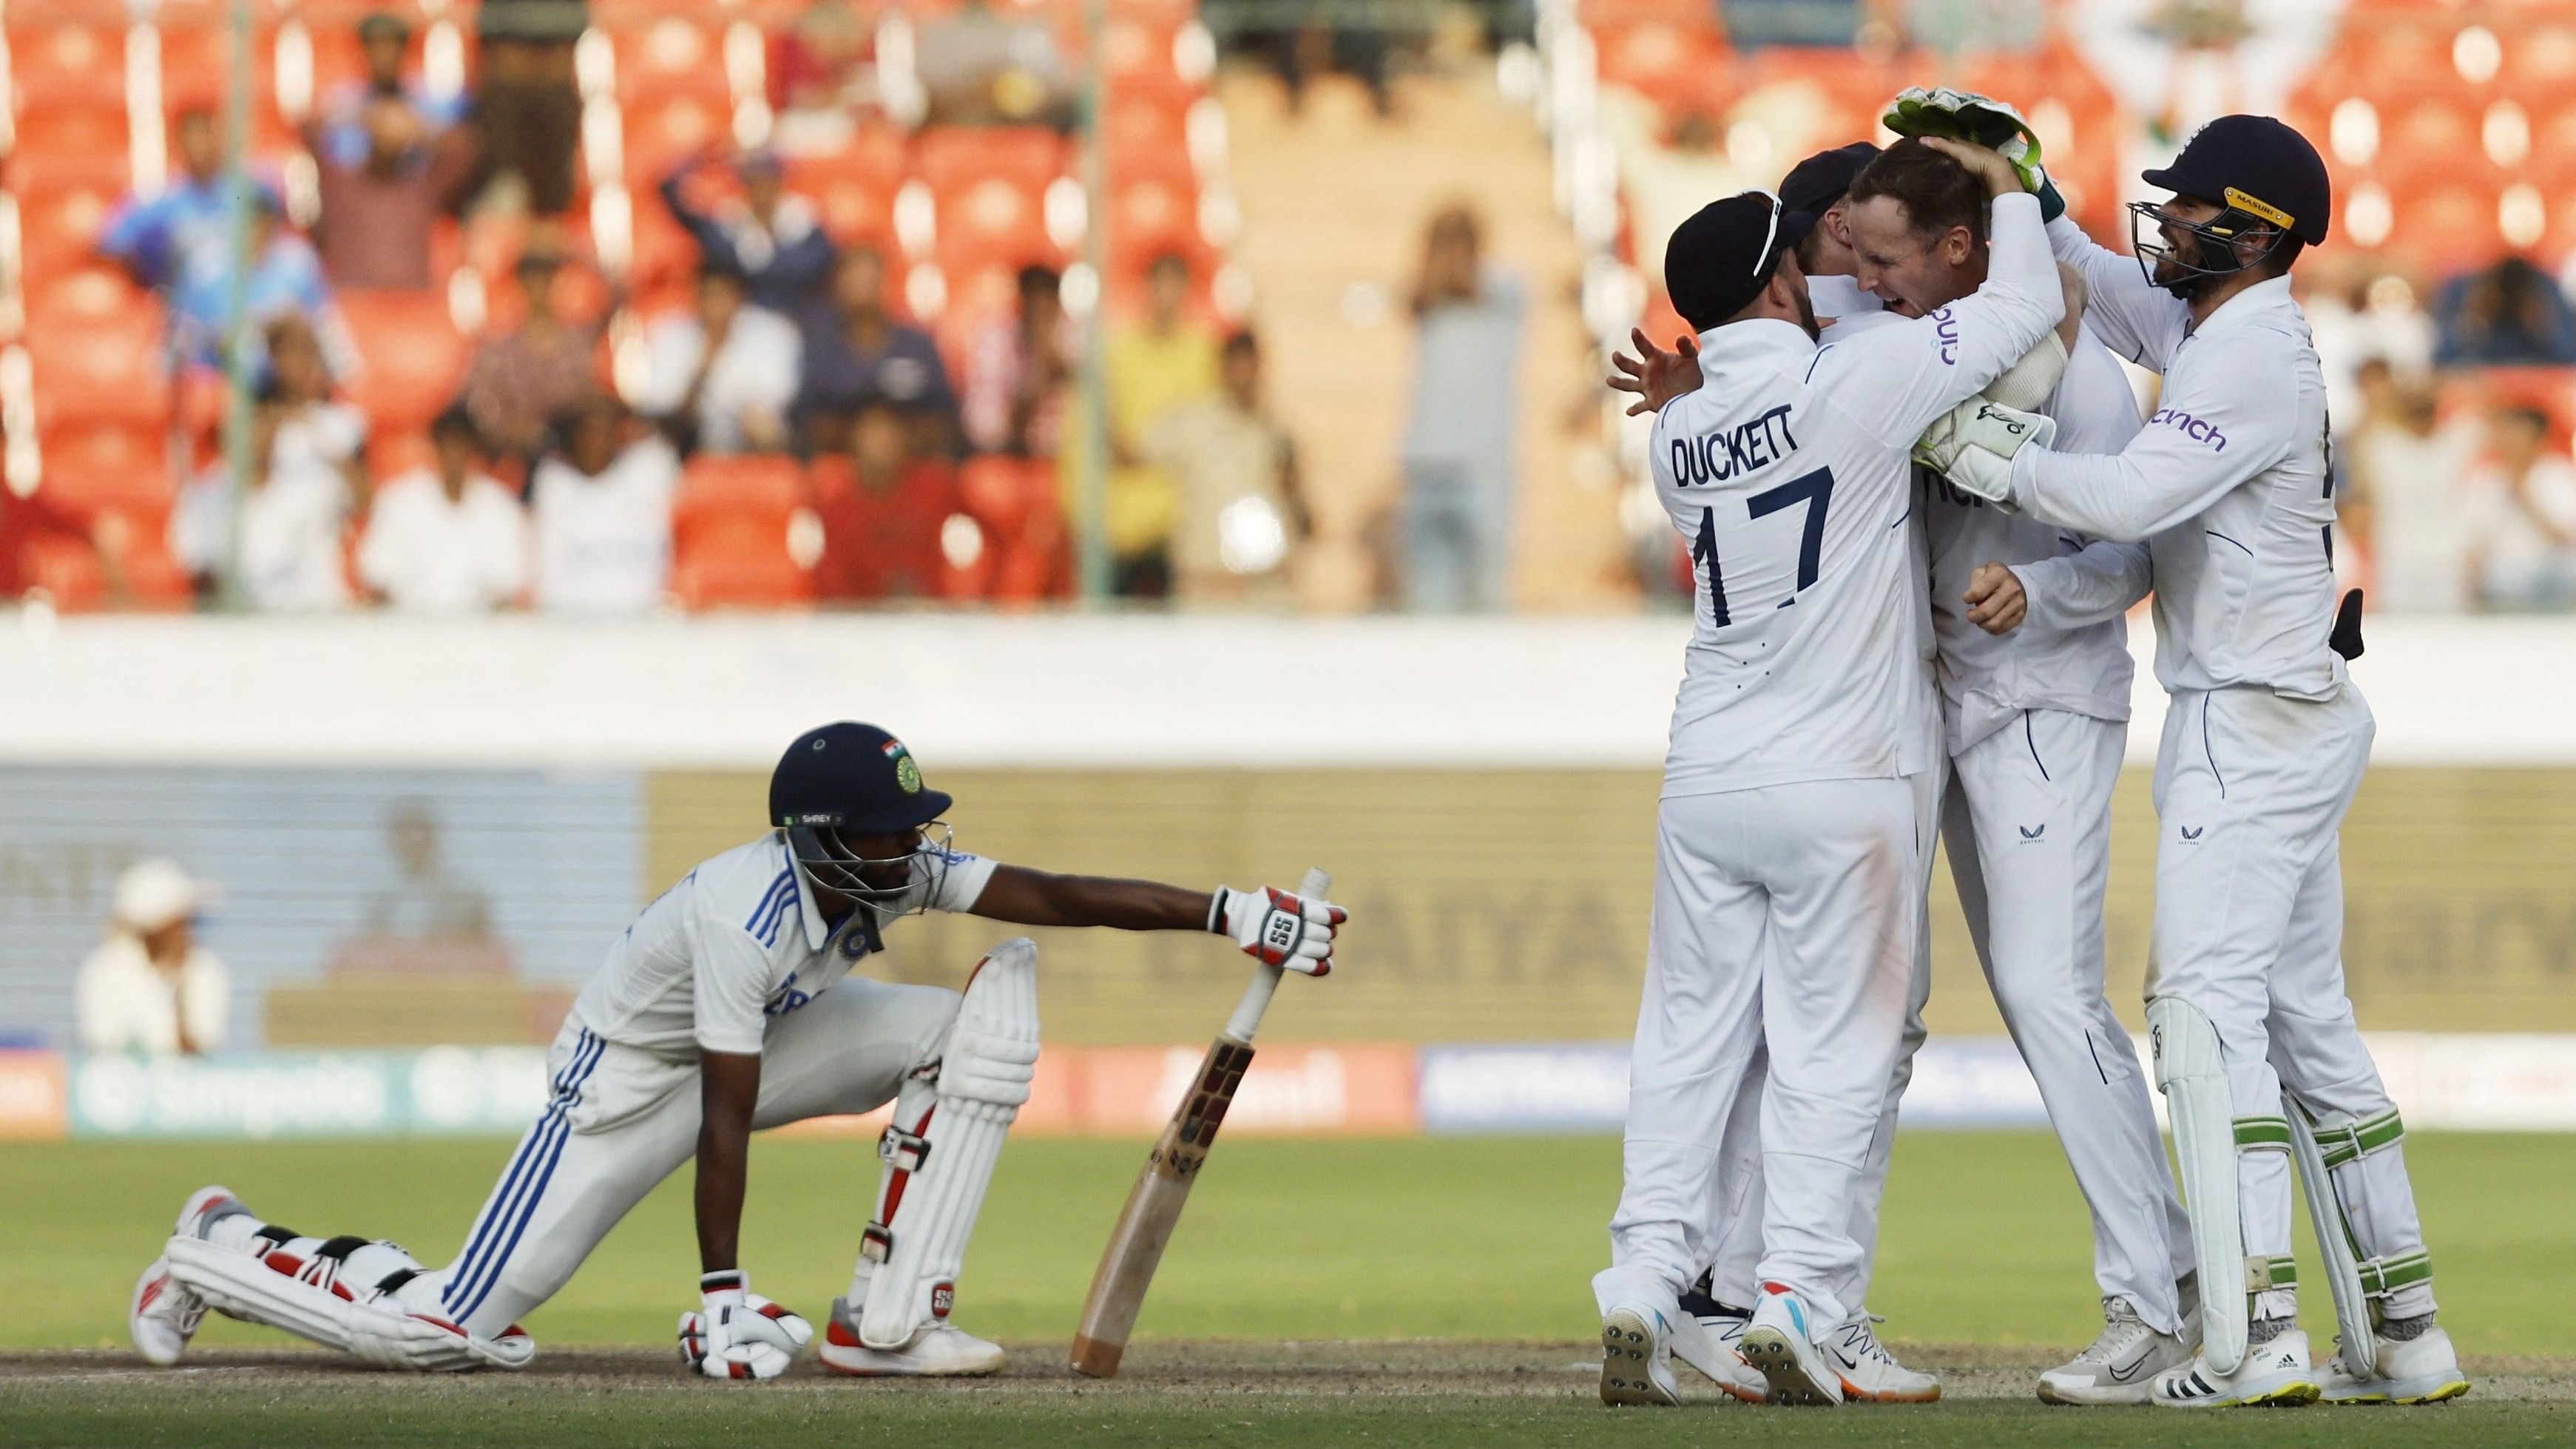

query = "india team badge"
[[885, 739, 923, 794]]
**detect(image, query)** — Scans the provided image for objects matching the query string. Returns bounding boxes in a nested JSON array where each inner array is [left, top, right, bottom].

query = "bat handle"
[[1222, 868, 1329, 1045]]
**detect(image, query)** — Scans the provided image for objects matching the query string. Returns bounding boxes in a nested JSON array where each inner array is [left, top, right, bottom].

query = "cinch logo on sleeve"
[[2151, 408, 2228, 452], [1932, 307, 1960, 364], [1670, 403, 1799, 486]]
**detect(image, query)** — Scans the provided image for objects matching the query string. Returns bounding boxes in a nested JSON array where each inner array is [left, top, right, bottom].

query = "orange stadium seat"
[[623, 91, 731, 183], [934, 172, 1061, 276], [1101, 92, 1189, 162], [669, 453, 814, 609], [19, 518, 192, 611], [8, 20, 129, 158], [1578, 0, 1720, 24], [957, 453, 1068, 603], [787, 131, 908, 246], [1106, 158, 1207, 274], [368, 428, 436, 482], [27, 281, 167, 432], [1592, 22, 1734, 117], [612, 14, 731, 107], [339, 288, 466, 433], [9, 157, 129, 289], [36, 421, 170, 514], [2387, 181, 2506, 272], [916, 125, 1067, 194]]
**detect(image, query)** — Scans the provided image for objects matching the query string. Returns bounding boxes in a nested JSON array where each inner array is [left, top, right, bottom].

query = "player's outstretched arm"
[[694, 1050, 763, 1275], [972, 866, 1345, 975]]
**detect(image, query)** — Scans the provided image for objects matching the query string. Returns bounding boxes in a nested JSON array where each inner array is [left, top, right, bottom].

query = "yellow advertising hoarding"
[[649, 768, 2576, 1044]]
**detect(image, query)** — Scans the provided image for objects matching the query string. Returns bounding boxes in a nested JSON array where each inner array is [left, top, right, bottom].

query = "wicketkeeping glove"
[[1211, 885, 1346, 976], [1882, 86, 2066, 222], [1913, 398, 2058, 509], [678, 1271, 812, 1380]]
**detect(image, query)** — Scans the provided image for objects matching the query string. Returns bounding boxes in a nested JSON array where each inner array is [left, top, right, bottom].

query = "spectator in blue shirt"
[[101, 108, 231, 297], [660, 147, 835, 317], [794, 244, 958, 456]]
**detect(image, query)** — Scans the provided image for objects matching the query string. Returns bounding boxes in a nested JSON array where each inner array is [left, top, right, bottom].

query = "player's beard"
[[1793, 286, 1820, 342], [2154, 232, 2231, 303]]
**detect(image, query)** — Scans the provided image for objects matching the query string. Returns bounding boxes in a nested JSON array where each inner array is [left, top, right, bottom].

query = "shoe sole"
[[1599, 1311, 1677, 1407], [1738, 1325, 1839, 1408], [817, 1354, 1004, 1378], [2038, 1377, 2151, 1408], [2326, 1377, 2471, 1406], [1842, 1377, 1941, 1404], [2158, 1378, 2322, 1408]]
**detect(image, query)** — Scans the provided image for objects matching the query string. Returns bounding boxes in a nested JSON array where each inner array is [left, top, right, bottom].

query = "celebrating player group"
[[1593, 90, 2469, 1410]]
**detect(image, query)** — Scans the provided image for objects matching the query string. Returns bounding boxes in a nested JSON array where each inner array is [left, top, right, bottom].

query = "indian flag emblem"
[[885, 739, 922, 794]]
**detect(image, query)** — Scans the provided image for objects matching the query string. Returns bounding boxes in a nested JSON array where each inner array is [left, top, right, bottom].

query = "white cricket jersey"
[[1651, 192, 2061, 798], [1919, 321, 2151, 754], [2018, 220, 2343, 700], [564, 832, 997, 1061]]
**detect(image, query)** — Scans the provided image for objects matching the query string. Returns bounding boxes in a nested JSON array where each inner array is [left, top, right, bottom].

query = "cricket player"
[[1913, 110, 2470, 1408], [1592, 135, 2063, 1410], [126, 722, 1345, 1379]]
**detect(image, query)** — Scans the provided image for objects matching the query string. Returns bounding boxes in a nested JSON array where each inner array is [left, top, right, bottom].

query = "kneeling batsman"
[[129, 720, 1347, 1379]]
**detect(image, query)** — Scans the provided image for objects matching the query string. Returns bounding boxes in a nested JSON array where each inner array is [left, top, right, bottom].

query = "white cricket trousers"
[[1599, 778, 1921, 1328], [1946, 708, 2193, 1331], [415, 976, 961, 1337], [2150, 683, 2434, 1323]]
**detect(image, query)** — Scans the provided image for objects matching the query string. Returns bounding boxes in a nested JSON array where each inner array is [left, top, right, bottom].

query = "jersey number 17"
[[1693, 466, 1834, 626]]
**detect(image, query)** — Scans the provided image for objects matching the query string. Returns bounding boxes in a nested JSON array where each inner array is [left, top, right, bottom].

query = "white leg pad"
[[2148, 995, 2248, 1374], [856, 937, 1040, 1350], [2288, 1106, 2376, 1379], [166, 1235, 534, 1372]]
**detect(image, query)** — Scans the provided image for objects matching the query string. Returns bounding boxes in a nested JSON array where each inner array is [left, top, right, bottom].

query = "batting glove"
[[1211, 885, 1346, 976], [678, 1271, 811, 1380], [1882, 86, 2066, 222], [1914, 398, 2058, 509]]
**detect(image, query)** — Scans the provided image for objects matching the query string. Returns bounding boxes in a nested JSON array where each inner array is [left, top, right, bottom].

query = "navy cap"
[[769, 723, 952, 835], [1666, 191, 1816, 331], [1779, 142, 1879, 225], [2143, 114, 2330, 246]]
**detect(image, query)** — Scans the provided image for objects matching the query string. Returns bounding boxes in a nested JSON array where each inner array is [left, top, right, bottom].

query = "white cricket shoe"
[[1678, 1280, 1766, 1404], [1736, 1286, 1845, 1407], [129, 1185, 242, 1365], [2151, 1325, 2322, 1408], [2318, 1323, 2471, 1405], [1598, 1302, 1686, 1406], [1824, 1312, 1939, 1402], [2038, 1295, 2192, 1405], [817, 1298, 1005, 1377]]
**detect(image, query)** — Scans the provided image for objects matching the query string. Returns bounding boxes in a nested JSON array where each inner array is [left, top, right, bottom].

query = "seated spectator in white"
[[171, 317, 366, 610], [532, 393, 680, 615], [636, 266, 801, 455], [77, 859, 229, 1055], [2463, 405, 2576, 612], [359, 408, 529, 612]]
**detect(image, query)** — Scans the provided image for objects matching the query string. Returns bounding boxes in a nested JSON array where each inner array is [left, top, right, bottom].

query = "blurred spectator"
[[796, 246, 959, 456], [1399, 203, 1521, 612], [811, 400, 967, 601], [1147, 330, 1305, 605], [464, 0, 586, 218], [100, 108, 229, 304], [308, 93, 477, 291], [2433, 258, 2576, 368], [773, 0, 875, 121], [531, 394, 679, 614], [171, 317, 366, 610], [460, 244, 606, 470], [77, 859, 229, 1055], [2461, 406, 2576, 612], [660, 150, 836, 317], [359, 407, 529, 612], [638, 267, 802, 456], [1103, 254, 1220, 598], [315, 13, 468, 169], [961, 264, 1070, 457], [916, 0, 1073, 128], [2305, 263, 2434, 429], [2340, 372, 2474, 614]]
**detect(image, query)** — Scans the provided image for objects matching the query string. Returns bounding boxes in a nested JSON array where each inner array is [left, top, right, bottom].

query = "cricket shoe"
[[1678, 1271, 1765, 1403], [817, 1298, 1005, 1377], [1825, 1312, 1939, 1402], [2317, 1323, 2471, 1405], [1598, 1302, 1688, 1406], [129, 1185, 243, 1365], [2151, 1324, 2322, 1408], [1736, 1285, 1845, 1407], [2038, 1295, 2192, 1405]]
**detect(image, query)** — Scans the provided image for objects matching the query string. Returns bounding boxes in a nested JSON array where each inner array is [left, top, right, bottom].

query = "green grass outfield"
[[2, 1131, 2569, 1446]]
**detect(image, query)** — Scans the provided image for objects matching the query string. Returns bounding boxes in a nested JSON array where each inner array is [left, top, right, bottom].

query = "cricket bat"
[[1069, 867, 1331, 1378]]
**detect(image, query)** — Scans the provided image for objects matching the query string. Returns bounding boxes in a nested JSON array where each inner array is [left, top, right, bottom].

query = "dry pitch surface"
[[4, 1340, 2571, 1448]]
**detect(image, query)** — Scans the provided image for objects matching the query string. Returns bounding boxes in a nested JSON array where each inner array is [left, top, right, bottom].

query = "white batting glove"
[[1915, 398, 2057, 509], [1211, 885, 1346, 976], [678, 1271, 811, 1380]]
